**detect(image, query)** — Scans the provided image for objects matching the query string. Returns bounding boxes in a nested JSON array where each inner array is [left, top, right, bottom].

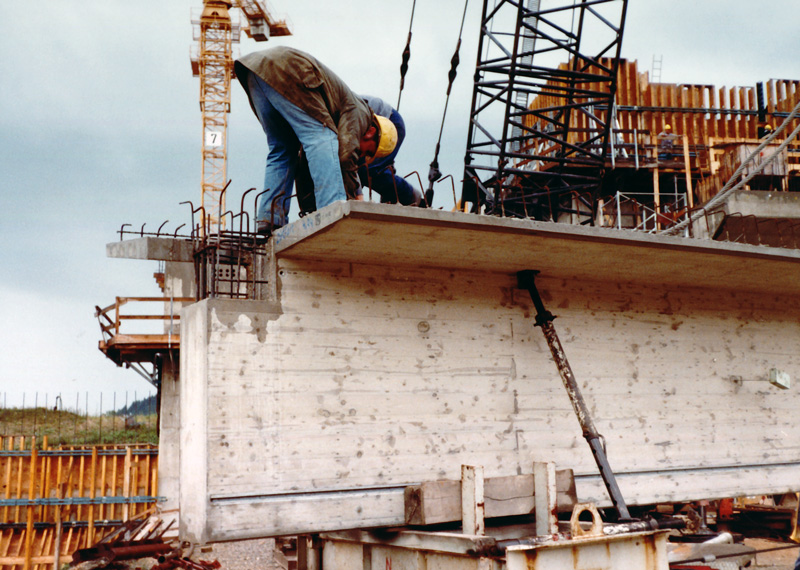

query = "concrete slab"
[[106, 237, 194, 262], [272, 201, 800, 296], [725, 190, 800, 219]]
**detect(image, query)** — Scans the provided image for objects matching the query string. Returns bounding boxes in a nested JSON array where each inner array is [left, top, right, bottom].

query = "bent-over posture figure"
[[357, 95, 420, 206], [235, 46, 397, 233]]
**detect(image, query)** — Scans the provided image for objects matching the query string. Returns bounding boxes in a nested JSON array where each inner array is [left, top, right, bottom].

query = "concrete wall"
[[178, 253, 800, 542], [693, 190, 800, 239], [725, 190, 800, 219], [104, 236, 197, 537], [159, 260, 194, 533], [158, 357, 181, 535]]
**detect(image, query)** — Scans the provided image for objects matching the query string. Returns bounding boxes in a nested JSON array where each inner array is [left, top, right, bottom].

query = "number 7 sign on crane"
[[191, 0, 291, 235]]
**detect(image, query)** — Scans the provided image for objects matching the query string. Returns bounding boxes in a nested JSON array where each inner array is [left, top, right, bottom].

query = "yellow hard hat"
[[373, 115, 398, 159]]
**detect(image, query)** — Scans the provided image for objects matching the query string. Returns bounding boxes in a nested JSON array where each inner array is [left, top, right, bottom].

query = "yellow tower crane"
[[191, 0, 291, 235]]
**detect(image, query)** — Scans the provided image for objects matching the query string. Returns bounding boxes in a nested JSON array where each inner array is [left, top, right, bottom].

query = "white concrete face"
[[158, 357, 181, 536], [178, 251, 800, 541], [725, 189, 800, 218], [179, 298, 211, 544], [164, 261, 196, 298]]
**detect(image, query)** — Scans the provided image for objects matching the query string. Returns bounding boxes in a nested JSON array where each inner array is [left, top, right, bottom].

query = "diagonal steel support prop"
[[517, 270, 632, 521]]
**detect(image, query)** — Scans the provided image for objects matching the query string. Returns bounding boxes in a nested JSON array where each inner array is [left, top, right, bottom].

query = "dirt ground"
[[746, 538, 799, 570], [203, 538, 286, 570]]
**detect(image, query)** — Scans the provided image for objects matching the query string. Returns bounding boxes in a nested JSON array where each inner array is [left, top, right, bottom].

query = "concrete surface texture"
[[176, 201, 800, 542]]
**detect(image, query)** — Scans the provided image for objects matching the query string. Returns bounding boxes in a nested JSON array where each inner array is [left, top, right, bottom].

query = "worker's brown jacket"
[[235, 46, 372, 195]]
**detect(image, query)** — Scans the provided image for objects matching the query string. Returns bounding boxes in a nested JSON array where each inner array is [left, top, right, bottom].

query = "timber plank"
[[99, 452, 108, 523], [6, 527, 23, 570], [2, 438, 11, 523], [111, 448, 119, 521], [123, 447, 132, 522], [403, 470, 577, 525], [717, 87, 727, 138], [0, 529, 12, 569]]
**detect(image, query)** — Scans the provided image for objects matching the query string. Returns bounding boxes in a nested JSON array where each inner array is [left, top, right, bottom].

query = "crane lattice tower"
[[192, 0, 291, 235]]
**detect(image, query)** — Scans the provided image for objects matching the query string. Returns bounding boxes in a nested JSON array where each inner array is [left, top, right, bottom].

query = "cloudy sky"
[[1, 0, 798, 410]]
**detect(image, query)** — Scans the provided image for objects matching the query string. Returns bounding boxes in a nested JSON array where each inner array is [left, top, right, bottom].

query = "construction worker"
[[294, 96, 421, 211], [657, 124, 677, 161], [234, 46, 398, 234], [356, 95, 421, 206]]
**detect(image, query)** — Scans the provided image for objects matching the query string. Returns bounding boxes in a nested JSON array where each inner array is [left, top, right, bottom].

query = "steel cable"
[[397, 0, 417, 111], [424, 0, 471, 207]]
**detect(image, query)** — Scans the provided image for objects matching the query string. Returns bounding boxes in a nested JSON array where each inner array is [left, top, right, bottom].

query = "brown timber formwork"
[[0, 436, 159, 570], [526, 58, 800, 205]]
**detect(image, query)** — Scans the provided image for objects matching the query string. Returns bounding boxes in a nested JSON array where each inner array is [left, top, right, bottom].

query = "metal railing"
[[94, 297, 194, 341], [602, 191, 689, 235]]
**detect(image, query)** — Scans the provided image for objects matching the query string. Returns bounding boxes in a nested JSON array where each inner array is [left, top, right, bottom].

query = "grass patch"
[[0, 407, 158, 447]]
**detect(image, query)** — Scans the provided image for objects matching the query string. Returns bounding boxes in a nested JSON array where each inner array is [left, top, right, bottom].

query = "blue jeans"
[[246, 73, 346, 227], [357, 109, 419, 205]]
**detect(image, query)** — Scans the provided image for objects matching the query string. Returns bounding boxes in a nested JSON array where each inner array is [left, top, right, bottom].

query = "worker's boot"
[[256, 221, 279, 237]]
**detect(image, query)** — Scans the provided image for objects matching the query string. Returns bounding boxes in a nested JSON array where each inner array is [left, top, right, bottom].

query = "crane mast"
[[191, 0, 291, 235]]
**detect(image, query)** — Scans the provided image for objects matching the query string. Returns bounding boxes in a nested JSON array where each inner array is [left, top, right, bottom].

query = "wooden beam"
[[653, 165, 661, 230], [533, 462, 558, 536], [87, 447, 97, 547], [297, 536, 321, 570], [404, 469, 576, 526], [24, 447, 36, 570], [0, 555, 71, 566], [460, 465, 484, 535], [683, 135, 694, 209]]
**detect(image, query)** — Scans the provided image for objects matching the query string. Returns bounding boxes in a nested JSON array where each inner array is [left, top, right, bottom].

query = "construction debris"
[[70, 515, 222, 570]]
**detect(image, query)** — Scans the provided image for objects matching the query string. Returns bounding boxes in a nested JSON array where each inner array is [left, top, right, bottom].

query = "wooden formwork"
[[527, 58, 800, 176], [0, 436, 160, 570]]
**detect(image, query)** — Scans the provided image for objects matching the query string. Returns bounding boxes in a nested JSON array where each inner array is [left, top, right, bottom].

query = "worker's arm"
[[337, 103, 372, 197], [341, 166, 361, 198]]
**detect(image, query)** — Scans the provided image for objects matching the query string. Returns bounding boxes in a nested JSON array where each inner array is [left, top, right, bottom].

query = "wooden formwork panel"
[[526, 58, 800, 172], [0, 438, 159, 569], [0, 527, 79, 569]]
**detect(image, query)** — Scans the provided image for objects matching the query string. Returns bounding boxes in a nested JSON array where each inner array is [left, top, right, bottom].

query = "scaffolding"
[[463, 0, 628, 223]]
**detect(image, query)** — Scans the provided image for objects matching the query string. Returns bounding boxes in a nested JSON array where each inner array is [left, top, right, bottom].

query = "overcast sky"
[[1, 0, 798, 410]]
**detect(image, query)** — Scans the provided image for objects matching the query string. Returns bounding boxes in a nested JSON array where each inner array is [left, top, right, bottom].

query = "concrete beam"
[[174, 201, 800, 541], [272, 200, 800, 296], [106, 237, 194, 262], [724, 189, 800, 219]]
